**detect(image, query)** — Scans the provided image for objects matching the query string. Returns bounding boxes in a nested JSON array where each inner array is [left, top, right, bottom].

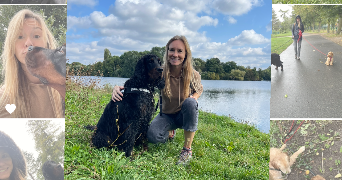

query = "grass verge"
[[64, 77, 269, 180], [271, 36, 293, 54]]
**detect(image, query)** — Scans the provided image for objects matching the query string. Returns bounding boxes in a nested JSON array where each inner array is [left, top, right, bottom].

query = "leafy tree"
[[272, 8, 281, 32], [229, 69, 246, 81], [26, 120, 64, 180]]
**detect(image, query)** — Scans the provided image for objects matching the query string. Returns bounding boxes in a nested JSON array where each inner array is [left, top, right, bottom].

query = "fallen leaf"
[[316, 152, 319, 155], [335, 173, 341, 178], [285, 94, 288, 98], [306, 170, 310, 175]]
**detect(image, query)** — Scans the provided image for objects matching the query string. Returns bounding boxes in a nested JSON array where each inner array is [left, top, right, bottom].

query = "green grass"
[[271, 32, 292, 38], [271, 36, 293, 54], [64, 80, 269, 180]]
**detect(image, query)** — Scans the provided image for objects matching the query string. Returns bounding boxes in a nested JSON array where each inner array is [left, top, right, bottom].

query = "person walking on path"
[[292, 15, 304, 60]]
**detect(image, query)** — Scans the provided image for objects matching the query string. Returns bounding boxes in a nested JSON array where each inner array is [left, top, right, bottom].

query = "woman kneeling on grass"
[[0, 131, 27, 180], [112, 35, 203, 165]]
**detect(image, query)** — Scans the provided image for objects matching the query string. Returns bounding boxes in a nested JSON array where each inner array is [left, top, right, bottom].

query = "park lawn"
[[64, 81, 269, 180], [271, 32, 292, 38], [271, 36, 293, 54]]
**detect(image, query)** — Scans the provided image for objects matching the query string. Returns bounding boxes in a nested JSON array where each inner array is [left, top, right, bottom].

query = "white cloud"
[[266, 20, 272, 32], [68, 0, 98, 7], [212, 0, 262, 16], [67, 16, 92, 31], [66, 0, 270, 69], [228, 16, 237, 24], [228, 30, 270, 46]]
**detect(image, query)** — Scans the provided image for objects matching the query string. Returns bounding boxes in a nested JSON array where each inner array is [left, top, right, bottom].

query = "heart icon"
[[5, 104, 16, 114]]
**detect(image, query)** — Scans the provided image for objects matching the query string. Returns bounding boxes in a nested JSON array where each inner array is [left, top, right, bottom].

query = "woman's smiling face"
[[15, 18, 46, 65], [0, 149, 13, 180], [168, 39, 186, 66]]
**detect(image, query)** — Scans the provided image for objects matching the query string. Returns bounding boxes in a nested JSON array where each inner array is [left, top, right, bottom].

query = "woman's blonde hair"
[[0, 9, 63, 118], [163, 35, 193, 99]]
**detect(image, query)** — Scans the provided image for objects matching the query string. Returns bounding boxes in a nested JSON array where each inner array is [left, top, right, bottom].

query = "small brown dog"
[[311, 175, 326, 180], [269, 144, 305, 180], [325, 51, 334, 66]]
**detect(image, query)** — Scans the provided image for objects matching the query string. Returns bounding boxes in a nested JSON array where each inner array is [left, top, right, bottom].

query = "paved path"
[[271, 34, 342, 118]]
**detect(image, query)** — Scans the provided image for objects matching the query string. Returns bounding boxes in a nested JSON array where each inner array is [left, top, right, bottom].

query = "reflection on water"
[[199, 80, 270, 133], [75, 77, 270, 133]]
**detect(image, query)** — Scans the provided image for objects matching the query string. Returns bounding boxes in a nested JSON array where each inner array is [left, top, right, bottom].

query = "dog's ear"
[[270, 160, 280, 170], [133, 56, 147, 78]]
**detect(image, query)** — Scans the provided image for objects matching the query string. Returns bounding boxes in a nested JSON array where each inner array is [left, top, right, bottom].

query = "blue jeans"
[[294, 39, 302, 58], [147, 98, 198, 144]]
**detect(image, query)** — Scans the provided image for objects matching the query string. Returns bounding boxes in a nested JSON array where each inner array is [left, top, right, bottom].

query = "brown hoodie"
[[162, 70, 203, 114]]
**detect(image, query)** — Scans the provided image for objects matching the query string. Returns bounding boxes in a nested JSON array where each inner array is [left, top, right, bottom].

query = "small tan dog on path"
[[269, 144, 305, 180], [325, 51, 334, 66], [311, 175, 326, 180]]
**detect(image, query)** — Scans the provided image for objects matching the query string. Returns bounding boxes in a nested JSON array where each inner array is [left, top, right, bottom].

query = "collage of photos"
[[270, 1, 342, 180], [0, 0, 340, 180]]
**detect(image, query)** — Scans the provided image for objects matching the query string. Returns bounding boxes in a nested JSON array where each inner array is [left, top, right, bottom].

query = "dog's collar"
[[124, 87, 151, 94]]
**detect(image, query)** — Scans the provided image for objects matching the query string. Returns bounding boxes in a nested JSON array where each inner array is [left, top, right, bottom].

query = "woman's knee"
[[182, 98, 198, 109]]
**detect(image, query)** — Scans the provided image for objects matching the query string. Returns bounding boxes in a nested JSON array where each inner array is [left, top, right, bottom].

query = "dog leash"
[[302, 35, 327, 56], [283, 120, 305, 144]]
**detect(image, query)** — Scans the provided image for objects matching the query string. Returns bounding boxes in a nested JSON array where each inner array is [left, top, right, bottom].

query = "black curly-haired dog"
[[271, 53, 283, 71], [42, 161, 64, 180], [86, 54, 164, 157]]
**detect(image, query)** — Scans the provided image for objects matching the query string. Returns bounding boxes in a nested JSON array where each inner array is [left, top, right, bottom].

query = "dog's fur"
[[311, 175, 326, 180], [25, 45, 66, 99], [42, 161, 64, 180], [271, 53, 283, 71], [269, 144, 305, 180], [325, 51, 334, 66], [86, 54, 164, 157]]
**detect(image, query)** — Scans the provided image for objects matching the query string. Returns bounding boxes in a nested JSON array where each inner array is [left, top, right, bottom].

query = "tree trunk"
[[337, 14, 342, 35]]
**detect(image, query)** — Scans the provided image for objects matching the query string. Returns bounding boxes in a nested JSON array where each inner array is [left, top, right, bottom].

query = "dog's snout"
[[28, 46, 33, 52], [157, 68, 163, 73]]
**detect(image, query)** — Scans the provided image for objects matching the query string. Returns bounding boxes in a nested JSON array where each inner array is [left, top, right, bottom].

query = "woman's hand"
[[112, 85, 124, 102], [190, 93, 199, 102]]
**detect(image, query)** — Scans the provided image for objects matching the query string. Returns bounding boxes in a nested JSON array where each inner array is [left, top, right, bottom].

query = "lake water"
[[75, 76, 270, 133]]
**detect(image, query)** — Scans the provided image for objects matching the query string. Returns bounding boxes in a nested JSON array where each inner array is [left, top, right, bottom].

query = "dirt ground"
[[270, 120, 342, 180], [318, 33, 342, 46]]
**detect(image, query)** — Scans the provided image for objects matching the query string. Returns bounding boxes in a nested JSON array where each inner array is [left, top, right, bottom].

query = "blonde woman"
[[0, 131, 27, 180], [112, 35, 203, 165], [0, 9, 64, 118], [292, 15, 304, 60]]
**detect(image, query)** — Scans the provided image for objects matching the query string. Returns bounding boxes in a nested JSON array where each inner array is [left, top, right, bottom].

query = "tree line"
[[67, 47, 271, 81], [272, 5, 342, 34]]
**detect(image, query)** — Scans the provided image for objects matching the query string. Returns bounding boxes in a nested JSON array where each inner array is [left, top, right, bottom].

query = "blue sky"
[[67, 0, 272, 69]]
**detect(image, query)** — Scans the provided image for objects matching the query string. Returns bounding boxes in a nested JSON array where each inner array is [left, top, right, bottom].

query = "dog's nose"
[[28, 46, 33, 52], [157, 68, 163, 73]]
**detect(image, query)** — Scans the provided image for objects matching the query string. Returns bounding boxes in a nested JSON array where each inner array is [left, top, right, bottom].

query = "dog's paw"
[[299, 146, 305, 152]]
